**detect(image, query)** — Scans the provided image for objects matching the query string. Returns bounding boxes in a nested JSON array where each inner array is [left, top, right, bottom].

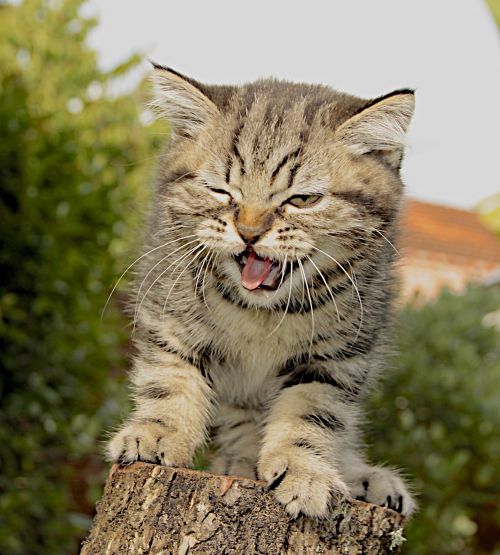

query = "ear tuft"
[[335, 90, 415, 168], [149, 64, 219, 137]]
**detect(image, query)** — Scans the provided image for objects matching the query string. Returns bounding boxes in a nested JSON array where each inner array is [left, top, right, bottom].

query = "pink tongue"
[[241, 250, 274, 290]]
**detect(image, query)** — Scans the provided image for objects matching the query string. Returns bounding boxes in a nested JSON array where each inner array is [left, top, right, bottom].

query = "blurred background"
[[0, 1, 499, 554]]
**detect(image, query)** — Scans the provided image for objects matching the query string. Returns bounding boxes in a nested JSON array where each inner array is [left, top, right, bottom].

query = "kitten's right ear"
[[334, 90, 415, 169], [149, 63, 219, 137]]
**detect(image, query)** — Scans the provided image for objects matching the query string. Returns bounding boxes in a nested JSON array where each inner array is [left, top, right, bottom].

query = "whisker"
[[134, 237, 200, 324], [306, 255, 341, 323], [133, 242, 203, 329], [162, 245, 207, 319], [299, 260, 306, 311], [371, 227, 400, 256], [150, 223, 191, 240], [270, 253, 288, 300], [194, 249, 211, 299], [202, 250, 219, 311], [298, 259, 314, 360], [347, 260, 357, 301], [201, 251, 215, 311], [101, 233, 198, 320], [307, 244, 364, 341], [269, 260, 293, 336]]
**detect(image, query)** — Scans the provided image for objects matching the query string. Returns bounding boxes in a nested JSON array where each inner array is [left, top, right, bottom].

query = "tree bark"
[[80, 462, 406, 555]]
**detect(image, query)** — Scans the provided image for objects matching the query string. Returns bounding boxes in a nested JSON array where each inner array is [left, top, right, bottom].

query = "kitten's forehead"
[[228, 79, 368, 135], [220, 80, 368, 184], [232, 97, 303, 170]]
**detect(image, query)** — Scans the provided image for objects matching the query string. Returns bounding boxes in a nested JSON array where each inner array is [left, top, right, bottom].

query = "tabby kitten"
[[107, 64, 416, 518]]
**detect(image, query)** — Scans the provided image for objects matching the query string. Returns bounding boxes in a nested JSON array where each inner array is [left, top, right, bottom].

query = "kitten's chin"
[[238, 281, 290, 308]]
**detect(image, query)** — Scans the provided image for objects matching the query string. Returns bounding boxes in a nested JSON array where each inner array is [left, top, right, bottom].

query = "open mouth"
[[235, 247, 283, 291]]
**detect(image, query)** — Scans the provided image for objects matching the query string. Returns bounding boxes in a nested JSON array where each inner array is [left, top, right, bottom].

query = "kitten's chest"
[[210, 344, 280, 405], [209, 318, 302, 405]]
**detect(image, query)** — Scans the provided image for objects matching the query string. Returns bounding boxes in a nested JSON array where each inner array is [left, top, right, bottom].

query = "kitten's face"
[[151, 68, 414, 309]]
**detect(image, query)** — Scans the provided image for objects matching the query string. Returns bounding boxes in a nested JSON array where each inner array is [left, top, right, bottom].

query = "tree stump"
[[80, 462, 406, 554]]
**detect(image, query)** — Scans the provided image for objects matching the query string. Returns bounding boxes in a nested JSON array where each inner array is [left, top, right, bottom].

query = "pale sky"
[[85, 0, 500, 208]]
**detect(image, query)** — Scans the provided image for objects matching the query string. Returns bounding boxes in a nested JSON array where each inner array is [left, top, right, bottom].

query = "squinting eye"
[[286, 194, 322, 208], [208, 187, 232, 200]]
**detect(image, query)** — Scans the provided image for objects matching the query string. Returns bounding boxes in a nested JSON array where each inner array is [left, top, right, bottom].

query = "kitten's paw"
[[347, 466, 416, 516], [258, 446, 348, 518], [107, 420, 192, 467]]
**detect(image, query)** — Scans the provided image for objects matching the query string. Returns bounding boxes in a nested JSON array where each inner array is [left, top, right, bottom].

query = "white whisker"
[[101, 234, 198, 320], [307, 244, 364, 341], [347, 260, 357, 301], [150, 223, 191, 240], [201, 252, 222, 312], [201, 250, 218, 311], [134, 237, 200, 324], [299, 261, 306, 311], [270, 253, 288, 300], [133, 242, 202, 329], [269, 260, 293, 336], [162, 245, 207, 319], [306, 255, 341, 323], [194, 249, 211, 299], [298, 259, 314, 360], [371, 227, 400, 256]]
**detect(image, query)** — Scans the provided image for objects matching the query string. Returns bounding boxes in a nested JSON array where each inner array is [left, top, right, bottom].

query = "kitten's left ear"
[[335, 90, 415, 169], [149, 63, 220, 137]]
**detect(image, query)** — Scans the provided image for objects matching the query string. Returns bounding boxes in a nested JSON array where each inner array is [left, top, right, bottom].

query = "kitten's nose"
[[234, 206, 274, 244], [236, 223, 263, 244]]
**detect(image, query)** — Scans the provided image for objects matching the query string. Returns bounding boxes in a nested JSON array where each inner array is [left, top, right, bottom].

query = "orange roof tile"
[[399, 199, 500, 265]]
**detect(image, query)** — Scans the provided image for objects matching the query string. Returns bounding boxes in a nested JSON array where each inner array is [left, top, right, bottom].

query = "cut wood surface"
[[80, 462, 406, 554]]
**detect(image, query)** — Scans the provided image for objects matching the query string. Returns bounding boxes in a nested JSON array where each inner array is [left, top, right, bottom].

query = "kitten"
[[107, 64, 416, 518]]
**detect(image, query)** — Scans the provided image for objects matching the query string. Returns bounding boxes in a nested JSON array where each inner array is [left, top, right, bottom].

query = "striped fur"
[[107, 67, 416, 518]]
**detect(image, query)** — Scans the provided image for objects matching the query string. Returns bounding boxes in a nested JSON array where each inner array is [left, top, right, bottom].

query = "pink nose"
[[234, 206, 274, 244], [235, 222, 263, 243]]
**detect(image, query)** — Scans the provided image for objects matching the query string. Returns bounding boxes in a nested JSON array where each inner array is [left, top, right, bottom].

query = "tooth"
[[262, 264, 281, 286]]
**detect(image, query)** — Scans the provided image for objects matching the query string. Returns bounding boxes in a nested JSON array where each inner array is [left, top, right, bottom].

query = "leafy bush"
[[368, 286, 500, 555], [1, 3, 499, 555], [0, 1, 159, 553]]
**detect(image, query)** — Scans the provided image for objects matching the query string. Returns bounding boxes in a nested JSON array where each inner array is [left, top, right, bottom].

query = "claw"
[[268, 468, 288, 491], [395, 495, 403, 513]]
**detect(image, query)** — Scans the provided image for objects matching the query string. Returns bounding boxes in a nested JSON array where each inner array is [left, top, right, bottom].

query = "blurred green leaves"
[[0, 0, 161, 553], [1, 2, 499, 555], [369, 287, 500, 555]]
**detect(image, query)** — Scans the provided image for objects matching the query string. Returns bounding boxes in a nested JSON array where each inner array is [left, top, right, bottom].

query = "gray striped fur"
[[107, 67, 416, 517]]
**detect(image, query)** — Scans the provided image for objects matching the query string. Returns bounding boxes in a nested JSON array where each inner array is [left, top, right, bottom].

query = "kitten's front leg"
[[258, 376, 354, 518], [107, 345, 214, 467]]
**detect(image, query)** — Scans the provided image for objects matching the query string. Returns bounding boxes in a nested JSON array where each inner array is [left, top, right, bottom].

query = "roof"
[[399, 199, 500, 265]]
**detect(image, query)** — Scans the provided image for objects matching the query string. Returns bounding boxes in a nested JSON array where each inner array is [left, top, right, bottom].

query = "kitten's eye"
[[286, 194, 322, 208], [208, 187, 233, 200]]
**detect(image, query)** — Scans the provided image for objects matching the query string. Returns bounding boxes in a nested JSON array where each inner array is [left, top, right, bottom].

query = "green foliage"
[[1, 3, 499, 555], [0, 1, 160, 553], [369, 287, 500, 555]]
